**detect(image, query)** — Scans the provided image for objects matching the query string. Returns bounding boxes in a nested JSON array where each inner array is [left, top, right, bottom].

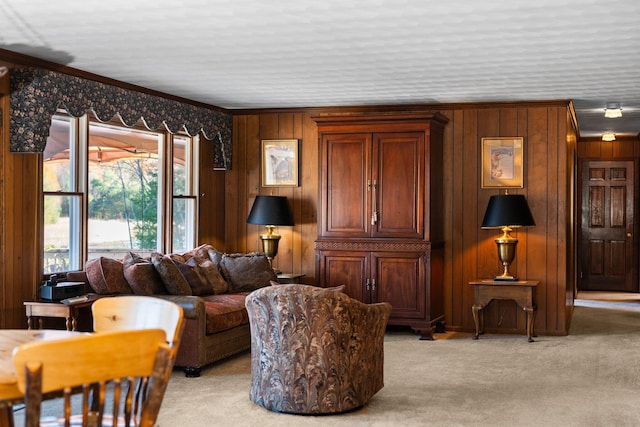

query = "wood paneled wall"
[[439, 105, 577, 335], [230, 102, 577, 335], [197, 138, 227, 250], [0, 87, 577, 334], [578, 136, 640, 159], [225, 114, 319, 281], [1, 69, 43, 328]]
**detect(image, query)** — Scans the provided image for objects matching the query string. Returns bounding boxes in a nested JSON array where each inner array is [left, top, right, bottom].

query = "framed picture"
[[261, 139, 299, 187], [481, 137, 524, 188]]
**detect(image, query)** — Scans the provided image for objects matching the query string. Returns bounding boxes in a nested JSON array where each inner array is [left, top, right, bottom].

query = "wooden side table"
[[276, 273, 305, 284], [469, 279, 539, 342], [24, 299, 95, 331]]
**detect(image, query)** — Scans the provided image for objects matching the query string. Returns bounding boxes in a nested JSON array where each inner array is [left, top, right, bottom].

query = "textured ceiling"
[[1, 0, 639, 138]]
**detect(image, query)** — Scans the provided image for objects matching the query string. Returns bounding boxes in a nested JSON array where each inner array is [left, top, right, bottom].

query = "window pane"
[[173, 136, 188, 195], [44, 115, 73, 192], [44, 195, 81, 273], [173, 197, 196, 253], [87, 122, 160, 260]]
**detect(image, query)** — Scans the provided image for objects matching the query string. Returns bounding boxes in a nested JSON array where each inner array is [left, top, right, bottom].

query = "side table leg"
[[66, 316, 73, 331], [472, 305, 481, 339], [27, 316, 33, 330], [525, 307, 535, 342]]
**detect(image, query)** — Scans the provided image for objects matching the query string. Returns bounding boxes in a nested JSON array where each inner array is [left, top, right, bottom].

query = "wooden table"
[[469, 279, 539, 342], [24, 299, 95, 331], [0, 329, 84, 426]]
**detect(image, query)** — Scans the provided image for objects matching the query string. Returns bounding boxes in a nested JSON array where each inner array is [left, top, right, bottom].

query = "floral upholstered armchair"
[[245, 284, 392, 414]]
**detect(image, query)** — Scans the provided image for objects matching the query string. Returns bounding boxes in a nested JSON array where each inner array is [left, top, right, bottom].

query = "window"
[[43, 112, 199, 274]]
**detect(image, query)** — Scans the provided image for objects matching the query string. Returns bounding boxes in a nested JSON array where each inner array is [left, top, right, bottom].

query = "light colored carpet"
[[156, 300, 640, 427], [13, 299, 640, 426]]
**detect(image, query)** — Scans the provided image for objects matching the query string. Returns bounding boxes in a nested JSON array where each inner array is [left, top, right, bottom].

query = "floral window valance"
[[9, 66, 232, 169]]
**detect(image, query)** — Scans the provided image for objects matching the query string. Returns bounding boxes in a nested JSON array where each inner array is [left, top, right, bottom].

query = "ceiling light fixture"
[[604, 103, 622, 118], [602, 132, 616, 141]]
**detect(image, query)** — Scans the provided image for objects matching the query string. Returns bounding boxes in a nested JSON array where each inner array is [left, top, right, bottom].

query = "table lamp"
[[246, 195, 294, 272], [481, 192, 535, 281]]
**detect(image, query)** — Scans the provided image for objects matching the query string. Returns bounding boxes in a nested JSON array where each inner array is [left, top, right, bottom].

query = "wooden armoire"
[[313, 113, 449, 339]]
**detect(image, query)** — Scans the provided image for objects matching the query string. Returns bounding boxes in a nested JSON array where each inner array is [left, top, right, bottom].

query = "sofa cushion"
[[151, 253, 192, 296], [201, 293, 250, 334], [219, 252, 276, 293], [122, 252, 167, 295], [85, 257, 132, 295]]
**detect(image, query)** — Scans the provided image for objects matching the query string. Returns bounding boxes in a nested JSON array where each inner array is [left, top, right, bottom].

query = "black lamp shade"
[[481, 194, 535, 228], [246, 195, 294, 226]]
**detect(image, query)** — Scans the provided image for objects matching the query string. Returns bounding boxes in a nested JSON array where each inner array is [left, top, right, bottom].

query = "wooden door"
[[580, 160, 637, 292], [320, 133, 371, 238], [372, 132, 424, 239]]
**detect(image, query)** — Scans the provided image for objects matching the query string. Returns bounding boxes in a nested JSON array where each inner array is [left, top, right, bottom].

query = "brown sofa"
[[67, 244, 277, 377]]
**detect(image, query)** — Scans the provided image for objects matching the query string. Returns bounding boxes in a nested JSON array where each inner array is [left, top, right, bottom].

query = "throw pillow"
[[85, 257, 132, 295], [192, 258, 229, 294], [207, 248, 224, 270], [122, 252, 167, 295], [220, 252, 276, 293], [184, 243, 216, 261], [151, 253, 192, 296], [175, 257, 215, 296]]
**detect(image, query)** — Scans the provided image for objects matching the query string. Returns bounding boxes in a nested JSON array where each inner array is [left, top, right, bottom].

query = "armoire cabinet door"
[[373, 132, 424, 239], [321, 133, 372, 238], [321, 131, 424, 239], [373, 251, 426, 320], [318, 250, 371, 303]]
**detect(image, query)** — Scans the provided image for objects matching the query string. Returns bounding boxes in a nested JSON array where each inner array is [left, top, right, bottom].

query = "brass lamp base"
[[493, 227, 519, 281], [260, 225, 281, 273]]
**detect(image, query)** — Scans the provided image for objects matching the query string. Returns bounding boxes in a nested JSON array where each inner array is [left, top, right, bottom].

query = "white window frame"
[[42, 111, 199, 273]]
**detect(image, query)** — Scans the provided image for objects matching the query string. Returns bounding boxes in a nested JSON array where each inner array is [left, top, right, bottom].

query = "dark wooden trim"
[[231, 100, 573, 116], [0, 48, 228, 113]]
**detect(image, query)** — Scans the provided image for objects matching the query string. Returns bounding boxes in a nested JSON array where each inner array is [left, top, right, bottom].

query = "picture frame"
[[481, 137, 524, 188], [261, 139, 299, 187]]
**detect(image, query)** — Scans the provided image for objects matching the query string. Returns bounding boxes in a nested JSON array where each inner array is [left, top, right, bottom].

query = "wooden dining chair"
[[92, 296, 184, 381], [13, 329, 171, 427], [92, 296, 184, 350]]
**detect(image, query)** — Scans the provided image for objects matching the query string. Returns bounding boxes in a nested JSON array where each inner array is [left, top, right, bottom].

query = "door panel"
[[580, 160, 637, 292]]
